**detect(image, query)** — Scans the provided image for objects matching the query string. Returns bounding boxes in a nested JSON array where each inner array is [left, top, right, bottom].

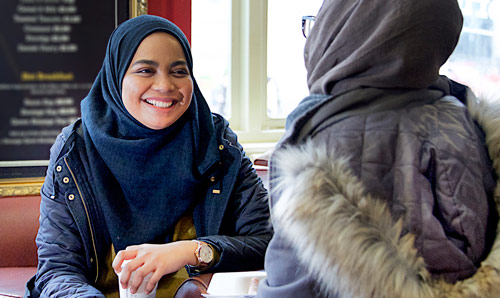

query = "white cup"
[[117, 260, 158, 298]]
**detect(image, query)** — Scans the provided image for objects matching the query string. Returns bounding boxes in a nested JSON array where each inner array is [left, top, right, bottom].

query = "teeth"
[[145, 99, 174, 108]]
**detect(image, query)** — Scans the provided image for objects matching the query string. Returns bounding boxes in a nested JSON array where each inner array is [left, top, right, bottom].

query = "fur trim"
[[271, 93, 500, 298]]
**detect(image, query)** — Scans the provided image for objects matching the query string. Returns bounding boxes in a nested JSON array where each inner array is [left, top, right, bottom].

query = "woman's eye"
[[136, 68, 154, 74], [172, 68, 189, 77]]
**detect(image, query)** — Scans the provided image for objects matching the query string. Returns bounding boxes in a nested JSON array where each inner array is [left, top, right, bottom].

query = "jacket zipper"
[[64, 157, 100, 283]]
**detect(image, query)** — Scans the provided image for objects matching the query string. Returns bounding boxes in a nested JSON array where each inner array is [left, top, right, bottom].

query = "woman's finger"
[[112, 249, 138, 273], [118, 265, 132, 289], [117, 256, 143, 288], [129, 263, 153, 294], [146, 269, 163, 294]]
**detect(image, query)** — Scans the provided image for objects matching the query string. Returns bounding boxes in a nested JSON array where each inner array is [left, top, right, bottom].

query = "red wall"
[[148, 0, 192, 42]]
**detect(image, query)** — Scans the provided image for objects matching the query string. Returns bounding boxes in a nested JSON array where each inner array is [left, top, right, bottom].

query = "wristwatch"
[[193, 240, 214, 268]]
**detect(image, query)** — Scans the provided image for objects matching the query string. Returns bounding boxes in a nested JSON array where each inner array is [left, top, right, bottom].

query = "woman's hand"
[[112, 240, 198, 294]]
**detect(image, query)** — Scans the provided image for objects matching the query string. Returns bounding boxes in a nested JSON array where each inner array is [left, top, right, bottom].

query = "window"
[[192, 0, 323, 152], [192, 0, 283, 155], [191, 0, 231, 118], [267, 0, 323, 119], [191, 0, 500, 152], [442, 0, 500, 97]]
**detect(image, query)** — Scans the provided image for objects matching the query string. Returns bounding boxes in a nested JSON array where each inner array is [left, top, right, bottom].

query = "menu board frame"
[[0, 0, 148, 197]]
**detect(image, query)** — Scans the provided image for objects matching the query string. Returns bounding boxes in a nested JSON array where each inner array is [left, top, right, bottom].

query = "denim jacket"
[[26, 114, 272, 298]]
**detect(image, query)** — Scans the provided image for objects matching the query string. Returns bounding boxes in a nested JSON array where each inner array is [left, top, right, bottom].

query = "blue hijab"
[[80, 15, 219, 251]]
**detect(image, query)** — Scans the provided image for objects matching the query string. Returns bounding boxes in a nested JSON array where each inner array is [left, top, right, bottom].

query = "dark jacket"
[[27, 114, 272, 298], [258, 92, 500, 298]]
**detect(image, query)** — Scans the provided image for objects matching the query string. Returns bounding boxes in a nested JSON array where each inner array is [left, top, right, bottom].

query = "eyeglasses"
[[301, 15, 316, 38]]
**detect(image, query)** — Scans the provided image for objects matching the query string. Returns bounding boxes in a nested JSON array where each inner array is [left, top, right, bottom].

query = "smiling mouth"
[[145, 99, 175, 108]]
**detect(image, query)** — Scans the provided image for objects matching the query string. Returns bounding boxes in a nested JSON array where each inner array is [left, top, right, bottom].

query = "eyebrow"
[[171, 60, 188, 68], [131, 59, 188, 68], [132, 59, 158, 67]]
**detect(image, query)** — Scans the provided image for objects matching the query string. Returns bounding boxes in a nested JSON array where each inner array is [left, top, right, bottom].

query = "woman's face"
[[122, 32, 193, 130]]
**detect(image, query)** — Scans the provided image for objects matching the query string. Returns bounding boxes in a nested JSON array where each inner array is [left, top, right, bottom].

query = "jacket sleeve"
[[30, 133, 104, 298], [256, 232, 325, 298], [197, 126, 273, 273]]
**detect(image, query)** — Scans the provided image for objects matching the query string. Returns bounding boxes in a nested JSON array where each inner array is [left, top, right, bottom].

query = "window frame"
[[228, 0, 285, 147]]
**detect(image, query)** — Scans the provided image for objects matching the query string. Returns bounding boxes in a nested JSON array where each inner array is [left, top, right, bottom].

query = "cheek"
[[180, 81, 194, 101], [121, 77, 131, 99], [121, 78, 141, 105], [183, 86, 193, 101]]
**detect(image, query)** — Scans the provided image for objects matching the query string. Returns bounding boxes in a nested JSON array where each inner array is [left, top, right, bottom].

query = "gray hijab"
[[305, 0, 463, 95], [283, 0, 464, 144]]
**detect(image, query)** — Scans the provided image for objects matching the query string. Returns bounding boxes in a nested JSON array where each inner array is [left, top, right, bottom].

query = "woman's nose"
[[152, 74, 175, 92]]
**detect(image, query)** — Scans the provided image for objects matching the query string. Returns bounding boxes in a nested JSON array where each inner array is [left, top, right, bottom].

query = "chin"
[[146, 120, 175, 130]]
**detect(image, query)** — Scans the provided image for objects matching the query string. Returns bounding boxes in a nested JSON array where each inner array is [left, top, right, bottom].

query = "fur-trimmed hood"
[[271, 93, 500, 298]]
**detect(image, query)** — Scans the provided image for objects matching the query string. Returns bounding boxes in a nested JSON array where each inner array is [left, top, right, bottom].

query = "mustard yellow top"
[[96, 214, 197, 298]]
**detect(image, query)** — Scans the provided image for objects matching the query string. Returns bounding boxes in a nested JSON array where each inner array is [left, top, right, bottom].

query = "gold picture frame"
[[130, 0, 148, 18], [0, 177, 45, 197], [0, 0, 148, 197]]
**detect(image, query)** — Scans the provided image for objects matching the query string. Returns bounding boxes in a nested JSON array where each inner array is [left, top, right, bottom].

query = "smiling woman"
[[26, 15, 272, 298], [122, 33, 193, 130]]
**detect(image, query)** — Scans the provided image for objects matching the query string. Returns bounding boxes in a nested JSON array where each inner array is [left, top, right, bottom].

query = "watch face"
[[199, 245, 214, 264]]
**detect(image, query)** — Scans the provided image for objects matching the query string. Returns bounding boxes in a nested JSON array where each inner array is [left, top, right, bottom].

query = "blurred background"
[[1, 0, 499, 177]]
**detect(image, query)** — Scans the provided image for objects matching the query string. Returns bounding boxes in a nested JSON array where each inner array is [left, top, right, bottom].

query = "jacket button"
[[50, 195, 56, 200], [63, 177, 70, 184], [219, 145, 224, 150], [210, 176, 215, 182], [68, 194, 75, 201], [56, 165, 62, 172]]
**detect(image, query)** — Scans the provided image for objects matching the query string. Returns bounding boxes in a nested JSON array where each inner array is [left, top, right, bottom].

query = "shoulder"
[[211, 113, 229, 131], [211, 113, 238, 143], [61, 118, 82, 139], [49, 118, 83, 161], [42, 118, 83, 200]]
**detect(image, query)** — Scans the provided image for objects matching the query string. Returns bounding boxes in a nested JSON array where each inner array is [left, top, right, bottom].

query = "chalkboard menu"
[[0, 0, 129, 179]]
